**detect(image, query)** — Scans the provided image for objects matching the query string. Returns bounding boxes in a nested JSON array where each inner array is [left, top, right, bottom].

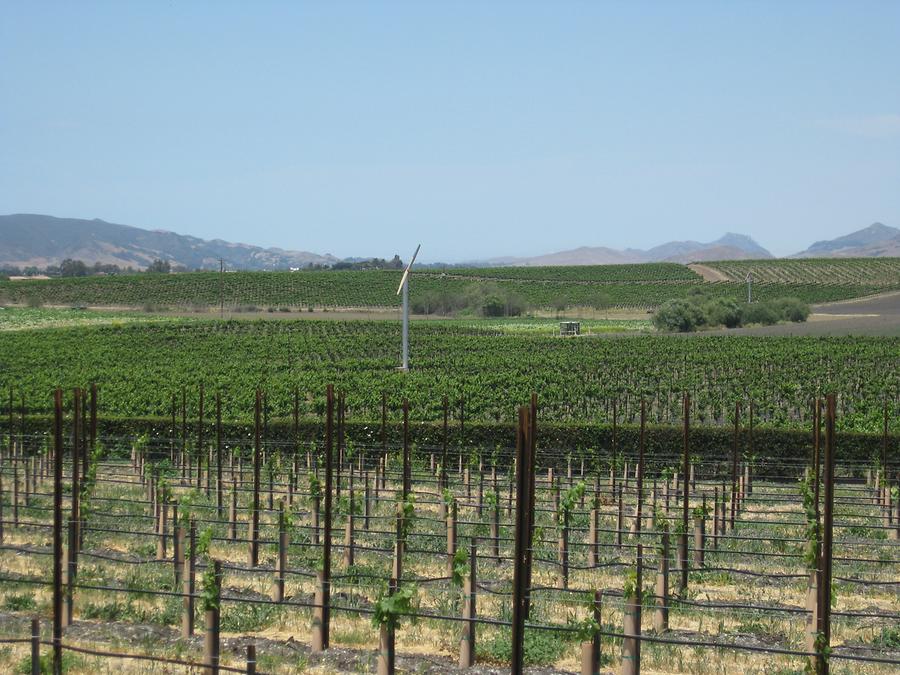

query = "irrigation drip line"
[[45, 640, 253, 673]]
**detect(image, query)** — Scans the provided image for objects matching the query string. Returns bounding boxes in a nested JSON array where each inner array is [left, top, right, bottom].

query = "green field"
[[0, 318, 896, 433], [1, 257, 897, 311]]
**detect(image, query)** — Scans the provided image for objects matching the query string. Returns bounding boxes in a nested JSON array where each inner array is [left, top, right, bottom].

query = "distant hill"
[[488, 233, 773, 266], [0, 214, 336, 270], [793, 223, 900, 258]]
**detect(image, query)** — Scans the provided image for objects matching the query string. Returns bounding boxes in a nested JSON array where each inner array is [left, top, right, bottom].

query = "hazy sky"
[[2, 2, 899, 261]]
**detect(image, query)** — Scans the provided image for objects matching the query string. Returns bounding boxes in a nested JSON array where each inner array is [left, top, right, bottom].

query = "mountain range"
[[486, 233, 774, 266], [793, 222, 900, 258], [0, 214, 897, 270], [0, 214, 336, 270]]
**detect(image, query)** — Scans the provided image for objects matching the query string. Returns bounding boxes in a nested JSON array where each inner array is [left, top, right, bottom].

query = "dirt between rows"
[[0, 610, 578, 674]]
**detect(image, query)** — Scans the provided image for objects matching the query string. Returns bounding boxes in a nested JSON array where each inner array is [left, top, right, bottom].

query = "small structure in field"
[[559, 321, 581, 336]]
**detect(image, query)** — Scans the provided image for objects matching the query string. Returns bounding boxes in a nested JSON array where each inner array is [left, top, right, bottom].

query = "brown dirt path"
[[687, 263, 731, 282]]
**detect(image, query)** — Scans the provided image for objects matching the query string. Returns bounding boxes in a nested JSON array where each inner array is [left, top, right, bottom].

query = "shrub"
[[652, 299, 706, 332], [773, 297, 810, 322], [741, 302, 779, 325], [702, 298, 742, 328]]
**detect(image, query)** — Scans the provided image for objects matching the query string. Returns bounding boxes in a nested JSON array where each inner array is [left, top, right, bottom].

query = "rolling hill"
[[0, 214, 336, 270]]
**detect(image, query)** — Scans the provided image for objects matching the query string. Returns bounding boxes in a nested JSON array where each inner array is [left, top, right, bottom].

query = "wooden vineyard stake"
[[377, 578, 397, 675], [459, 538, 477, 668], [173, 505, 183, 586], [216, 391, 223, 516], [272, 502, 288, 602], [182, 520, 196, 639], [693, 496, 706, 567], [31, 616, 40, 675], [511, 402, 536, 673], [402, 399, 410, 500], [446, 500, 457, 578], [654, 528, 669, 633], [245, 644, 256, 675], [198, 383, 204, 491], [249, 390, 261, 567], [157, 500, 168, 560], [392, 507, 404, 583], [312, 384, 333, 652], [616, 486, 624, 550], [203, 560, 222, 675], [580, 591, 602, 675], [229, 485, 238, 541], [558, 502, 569, 589], [62, 519, 77, 629], [52, 388, 63, 675], [680, 393, 690, 595], [621, 544, 642, 675], [731, 402, 739, 531], [343, 475, 355, 568]]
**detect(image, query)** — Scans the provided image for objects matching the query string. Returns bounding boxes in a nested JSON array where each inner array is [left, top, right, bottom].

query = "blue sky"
[[2, 1, 899, 261]]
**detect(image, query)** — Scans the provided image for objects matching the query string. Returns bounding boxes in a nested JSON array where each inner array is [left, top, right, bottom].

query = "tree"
[[59, 259, 89, 277], [146, 259, 171, 274]]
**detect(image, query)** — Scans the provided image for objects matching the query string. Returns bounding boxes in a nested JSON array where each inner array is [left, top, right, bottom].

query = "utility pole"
[[219, 258, 224, 319], [746, 272, 753, 303]]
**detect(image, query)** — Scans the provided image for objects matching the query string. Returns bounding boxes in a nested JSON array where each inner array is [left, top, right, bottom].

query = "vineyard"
[[429, 263, 701, 283], [0, 321, 897, 434], [0, 389, 897, 674], [1, 257, 898, 311], [702, 258, 900, 287]]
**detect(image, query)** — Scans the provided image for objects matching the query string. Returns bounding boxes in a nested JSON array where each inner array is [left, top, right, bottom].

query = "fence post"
[[588, 498, 599, 568], [459, 538, 477, 668], [203, 560, 221, 675], [581, 591, 602, 675], [182, 520, 196, 639], [377, 578, 397, 675], [272, 502, 287, 602], [621, 544, 642, 675], [654, 529, 669, 633]]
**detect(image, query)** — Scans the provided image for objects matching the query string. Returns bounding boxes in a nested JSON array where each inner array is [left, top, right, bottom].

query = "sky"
[[2, 2, 899, 262]]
